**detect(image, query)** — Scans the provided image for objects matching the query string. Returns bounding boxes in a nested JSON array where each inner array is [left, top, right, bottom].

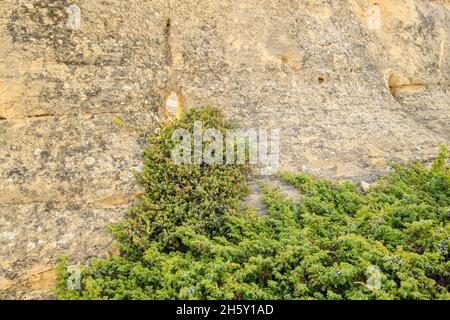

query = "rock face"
[[0, 0, 449, 299]]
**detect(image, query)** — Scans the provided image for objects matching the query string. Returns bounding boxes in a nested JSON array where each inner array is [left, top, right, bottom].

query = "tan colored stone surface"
[[0, 0, 448, 298]]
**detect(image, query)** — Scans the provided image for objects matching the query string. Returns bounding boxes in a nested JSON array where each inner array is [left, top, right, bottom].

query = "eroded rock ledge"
[[0, 0, 449, 299]]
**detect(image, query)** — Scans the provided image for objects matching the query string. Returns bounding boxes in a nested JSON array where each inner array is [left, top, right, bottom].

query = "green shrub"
[[57, 108, 449, 300]]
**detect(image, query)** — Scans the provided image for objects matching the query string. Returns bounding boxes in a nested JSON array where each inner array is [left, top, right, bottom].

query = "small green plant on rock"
[[57, 108, 449, 300]]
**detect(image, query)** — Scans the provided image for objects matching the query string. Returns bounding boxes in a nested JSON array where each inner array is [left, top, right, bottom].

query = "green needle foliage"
[[57, 108, 449, 300]]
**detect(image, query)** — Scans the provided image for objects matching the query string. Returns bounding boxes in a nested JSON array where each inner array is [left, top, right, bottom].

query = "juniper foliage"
[[57, 108, 449, 300]]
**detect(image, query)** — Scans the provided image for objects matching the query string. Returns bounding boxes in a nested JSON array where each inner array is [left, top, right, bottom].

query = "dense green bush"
[[57, 108, 449, 300]]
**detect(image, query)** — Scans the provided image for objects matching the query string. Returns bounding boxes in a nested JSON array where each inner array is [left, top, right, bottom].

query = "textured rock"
[[0, 0, 449, 298]]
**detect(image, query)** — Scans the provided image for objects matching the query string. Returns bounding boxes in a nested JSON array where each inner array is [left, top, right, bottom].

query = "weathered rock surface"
[[0, 0, 449, 299]]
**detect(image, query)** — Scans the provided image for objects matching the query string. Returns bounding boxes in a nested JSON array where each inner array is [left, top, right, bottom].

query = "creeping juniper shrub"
[[108, 107, 250, 258], [57, 108, 449, 300]]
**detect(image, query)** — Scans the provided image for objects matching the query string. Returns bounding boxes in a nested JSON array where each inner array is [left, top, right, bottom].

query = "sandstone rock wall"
[[0, 0, 448, 298]]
